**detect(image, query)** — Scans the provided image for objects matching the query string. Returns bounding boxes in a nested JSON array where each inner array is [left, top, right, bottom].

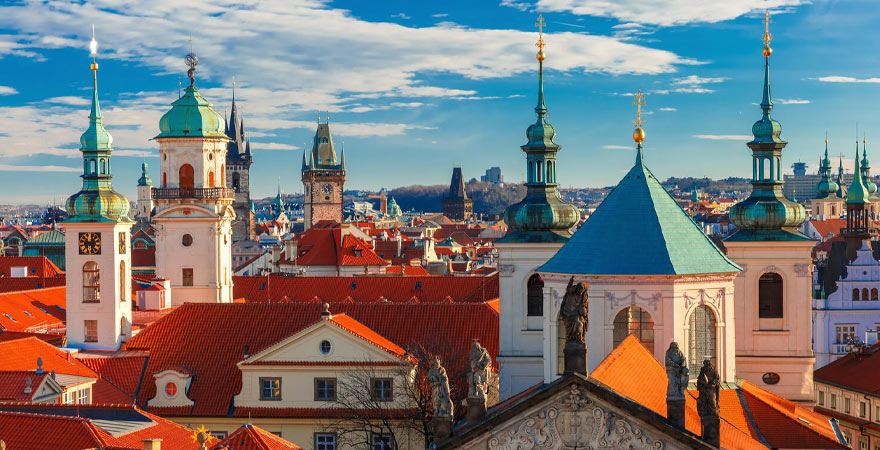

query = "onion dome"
[[500, 20, 579, 243], [815, 139, 839, 198], [138, 162, 152, 187], [727, 13, 808, 241], [65, 38, 131, 224], [156, 53, 227, 139]]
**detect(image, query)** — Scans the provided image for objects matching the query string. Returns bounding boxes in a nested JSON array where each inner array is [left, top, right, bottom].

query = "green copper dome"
[[847, 148, 869, 204], [499, 50, 579, 244], [816, 142, 838, 198], [156, 85, 226, 139], [138, 161, 152, 187], [66, 69, 132, 224], [726, 41, 808, 242]]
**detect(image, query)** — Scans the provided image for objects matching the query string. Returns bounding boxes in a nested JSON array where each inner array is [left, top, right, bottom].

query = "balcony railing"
[[152, 187, 235, 200]]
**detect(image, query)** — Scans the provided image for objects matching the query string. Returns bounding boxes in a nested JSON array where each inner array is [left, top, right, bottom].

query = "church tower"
[[225, 84, 254, 242], [135, 162, 153, 229], [496, 17, 580, 399], [64, 30, 134, 350], [724, 13, 816, 403], [302, 119, 345, 229], [152, 52, 234, 304]]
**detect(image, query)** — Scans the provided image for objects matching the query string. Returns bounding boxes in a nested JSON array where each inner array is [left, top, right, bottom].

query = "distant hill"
[[392, 181, 527, 216]]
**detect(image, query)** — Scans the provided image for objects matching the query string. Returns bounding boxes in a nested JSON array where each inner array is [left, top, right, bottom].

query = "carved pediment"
[[487, 384, 666, 450]]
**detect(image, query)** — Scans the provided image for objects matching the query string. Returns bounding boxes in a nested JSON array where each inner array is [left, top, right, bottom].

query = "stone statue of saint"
[[428, 357, 453, 418], [468, 341, 492, 401], [696, 359, 720, 419], [560, 277, 588, 344], [665, 342, 688, 399]]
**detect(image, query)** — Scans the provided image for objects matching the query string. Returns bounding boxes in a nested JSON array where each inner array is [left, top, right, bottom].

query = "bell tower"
[[302, 119, 346, 229], [724, 13, 816, 403], [152, 51, 235, 304], [64, 28, 134, 350]]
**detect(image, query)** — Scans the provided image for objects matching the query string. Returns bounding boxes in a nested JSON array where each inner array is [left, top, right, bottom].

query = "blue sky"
[[1, 0, 879, 204]]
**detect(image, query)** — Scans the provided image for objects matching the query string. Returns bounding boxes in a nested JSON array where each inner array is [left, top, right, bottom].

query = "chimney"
[[664, 342, 687, 429], [142, 439, 162, 450]]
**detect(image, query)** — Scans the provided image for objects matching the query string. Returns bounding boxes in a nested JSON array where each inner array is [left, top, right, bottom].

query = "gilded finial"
[[535, 14, 546, 62], [762, 11, 773, 57], [89, 24, 98, 72], [825, 130, 828, 145], [633, 90, 646, 144]]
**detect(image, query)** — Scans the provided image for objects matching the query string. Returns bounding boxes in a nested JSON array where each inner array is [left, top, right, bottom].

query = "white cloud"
[[432, 13, 449, 18], [775, 98, 810, 104], [815, 76, 880, 83], [693, 134, 753, 140], [44, 96, 90, 105], [658, 107, 676, 111], [603, 144, 632, 149], [0, 163, 79, 172], [391, 13, 411, 20], [254, 142, 301, 150], [0, 86, 17, 95], [672, 75, 727, 85], [531, 0, 804, 26]]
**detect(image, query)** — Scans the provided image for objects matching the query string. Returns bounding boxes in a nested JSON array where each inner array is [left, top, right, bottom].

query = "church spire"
[[727, 12, 807, 241], [632, 90, 646, 165], [816, 135, 839, 198], [535, 14, 547, 118]]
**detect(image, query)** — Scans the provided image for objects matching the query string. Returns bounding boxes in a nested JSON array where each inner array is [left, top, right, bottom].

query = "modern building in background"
[[480, 166, 503, 184]]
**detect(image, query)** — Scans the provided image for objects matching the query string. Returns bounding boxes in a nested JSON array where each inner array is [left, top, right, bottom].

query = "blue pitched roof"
[[539, 149, 741, 276]]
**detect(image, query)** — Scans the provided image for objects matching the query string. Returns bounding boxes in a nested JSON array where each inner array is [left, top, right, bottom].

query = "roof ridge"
[[740, 381, 842, 447]]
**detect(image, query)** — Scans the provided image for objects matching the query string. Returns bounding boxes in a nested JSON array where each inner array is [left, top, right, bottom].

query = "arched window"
[[526, 274, 543, 316], [133, 240, 147, 250], [613, 306, 654, 354], [90, 159, 97, 175], [758, 272, 783, 318], [100, 159, 106, 174], [162, 172, 167, 188], [873, 288, 878, 301], [83, 262, 100, 302], [688, 305, 717, 375], [862, 288, 869, 301], [179, 164, 194, 190], [119, 261, 126, 303], [120, 316, 128, 338], [233, 172, 241, 192], [546, 161, 552, 183], [536, 161, 543, 182], [208, 171, 215, 188], [853, 288, 861, 301]]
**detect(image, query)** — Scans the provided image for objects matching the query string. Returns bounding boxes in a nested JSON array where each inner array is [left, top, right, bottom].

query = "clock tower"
[[302, 119, 346, 229], [64, 30, 134, 351]]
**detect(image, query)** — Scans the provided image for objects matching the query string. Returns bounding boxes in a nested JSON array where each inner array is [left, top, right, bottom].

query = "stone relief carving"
[[498, 264, 516, 277], [682, 289, 723, 311], [606, 291, 662, 313], [487, 385, 665, 450], [794, 264, 811, 277]]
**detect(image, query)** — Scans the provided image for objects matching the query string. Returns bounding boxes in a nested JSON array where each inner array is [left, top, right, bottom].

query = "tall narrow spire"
[[535, 14, 547, 117], [816, 136, 839, 198], [632, 90, 646, 165], [847, 146, 867, 204], [760, 11, 773, 115]]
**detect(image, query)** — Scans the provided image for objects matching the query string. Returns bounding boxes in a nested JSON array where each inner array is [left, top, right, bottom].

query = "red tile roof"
[[0, 330, 64, 345], [125, 302, 498, 417], [79, 355, 148, 398], [814, 344, 880, 395], [212, 423, 302, 450], [0, 371, 52, 401], [0, 405, 200, 449], [232, 273, 498, 304], [131, 245, 156, 268], [0, 276, 66, 294], [288, 227, 388, 267], [591, 335, 845, 450], [327, 313, 411, 360], [810, 219, 847, 238], [0, 256, 64, 278], [0, 337, 96, 378], [0, 287, 66, 332], [383, 265, 429, 275]]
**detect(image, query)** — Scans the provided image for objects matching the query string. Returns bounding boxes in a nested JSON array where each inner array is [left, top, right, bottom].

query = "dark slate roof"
[[540, 150, 741, 276]]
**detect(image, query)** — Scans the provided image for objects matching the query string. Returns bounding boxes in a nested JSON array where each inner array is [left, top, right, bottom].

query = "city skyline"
[[1, 0, 879, 203]]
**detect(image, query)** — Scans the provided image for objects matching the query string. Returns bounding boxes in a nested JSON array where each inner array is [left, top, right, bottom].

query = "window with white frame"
[[817, 390, 825, 406], [845, 397, 851, 414], [371, 433, 394, 450], [211, 432, 227, 440], [860, 401, 867, 418], [831, 393, 838, 409], [315, 433, 336, 450], [836, 325, 856, 343], [77, 387, 90, 404], [372, 378, 393, 402]]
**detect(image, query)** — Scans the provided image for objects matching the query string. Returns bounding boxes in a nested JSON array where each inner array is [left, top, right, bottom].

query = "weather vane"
[[535, 14, 546, 62], [185, 38, 198, 86], [762, 11, 772, 57]]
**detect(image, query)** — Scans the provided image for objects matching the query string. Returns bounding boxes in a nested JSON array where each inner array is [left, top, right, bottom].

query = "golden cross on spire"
[[633, 90, 646, 128], [535, 15, 546, 61], [762, 11, 773, 49]]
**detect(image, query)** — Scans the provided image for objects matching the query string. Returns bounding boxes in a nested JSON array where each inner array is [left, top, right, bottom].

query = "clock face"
[[79, 232, 101, 255], [321, 183, 333, 195], [118, 232, 126, 254]]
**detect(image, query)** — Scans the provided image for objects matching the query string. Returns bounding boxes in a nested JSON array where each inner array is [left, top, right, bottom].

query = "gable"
[[244, 320, 403, 365]]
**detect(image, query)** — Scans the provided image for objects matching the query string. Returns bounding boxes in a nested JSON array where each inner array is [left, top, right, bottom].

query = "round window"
[[165, 382, 177, 397], [182, 234, 193, 247], [208, 153, 213, 160], [762, 372, 780, 385], [320, 340, 332, 355]]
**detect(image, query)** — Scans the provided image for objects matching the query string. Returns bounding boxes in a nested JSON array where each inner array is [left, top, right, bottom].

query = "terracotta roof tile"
[[232, 273, 498, 304], [126, 302, 498, 417], [814, 344, 880, 395], [212, 423, 302, 450], [810, 219, 847, 238], [0, 276, 66, 294], [0, 371, 51, 401], [327, 313, 410, 360], [0, 256, 64, 278], [0, 287, 66, 332], [0, 337, 97, 378], [79, 355, 148, 398]]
